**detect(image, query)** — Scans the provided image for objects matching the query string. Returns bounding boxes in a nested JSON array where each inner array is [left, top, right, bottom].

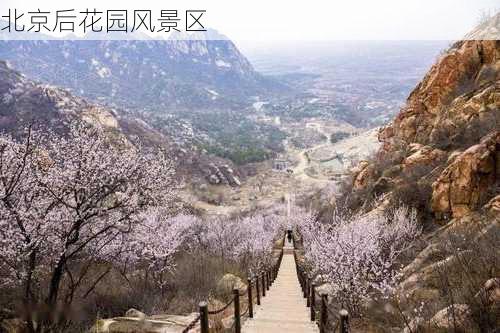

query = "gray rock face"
[[91, 312, 200, 333], [220, 165, 241, 186], [124, 308, 146, 319], [205, 163, 241, 186], [208, 174, 220, 185], [0, 60, 125, 139]]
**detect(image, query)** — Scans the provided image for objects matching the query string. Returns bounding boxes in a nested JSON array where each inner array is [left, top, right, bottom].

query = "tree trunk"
[[47, 255, 66, 307], [24, 250, 37, 301], [24, 250, 37, 333]]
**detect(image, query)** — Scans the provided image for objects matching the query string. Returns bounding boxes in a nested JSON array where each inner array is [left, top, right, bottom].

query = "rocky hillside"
[[374, 39, 499, 221], [0, 29, 291, 166], [0, 60, 124, 137], [0, 61, 245, 190], [345, 23, 499, 332]]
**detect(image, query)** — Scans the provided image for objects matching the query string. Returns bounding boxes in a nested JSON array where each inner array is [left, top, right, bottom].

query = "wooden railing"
[[294, 234, 350, 333], [183, 240, 285, 333], [182, 230, 349, 332]]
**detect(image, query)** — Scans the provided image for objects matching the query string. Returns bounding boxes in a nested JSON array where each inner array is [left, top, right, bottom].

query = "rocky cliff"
[[378, 39, 498, 149], [0, 60, 124, 137], [357, 38, 500, 221], [347, 17, 500, 333]]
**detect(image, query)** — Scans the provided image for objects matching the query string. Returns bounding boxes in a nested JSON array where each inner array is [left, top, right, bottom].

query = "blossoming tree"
[[0, 123, 182, 329], [234, 213, 284, 275], [297, 204, 420, 315]]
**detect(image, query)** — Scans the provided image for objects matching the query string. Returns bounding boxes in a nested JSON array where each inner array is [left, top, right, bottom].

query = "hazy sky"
[[1, 0, 498, 43]]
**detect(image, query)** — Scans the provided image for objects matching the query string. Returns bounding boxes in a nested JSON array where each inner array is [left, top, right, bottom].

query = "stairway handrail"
[[291, 230, 350, 333], [184, 232, 286, 332]]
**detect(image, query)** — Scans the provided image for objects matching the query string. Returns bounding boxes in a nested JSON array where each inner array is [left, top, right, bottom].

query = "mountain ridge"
[[0, 29, 290, 113]]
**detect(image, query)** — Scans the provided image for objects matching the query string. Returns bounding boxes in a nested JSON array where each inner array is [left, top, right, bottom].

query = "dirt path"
[[290, 122, 332, 186], [184, 122, 337, 216]]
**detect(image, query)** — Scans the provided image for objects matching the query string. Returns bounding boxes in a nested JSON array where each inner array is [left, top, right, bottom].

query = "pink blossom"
[[297, 204, 420, 314], [0, 122, 177, 307]]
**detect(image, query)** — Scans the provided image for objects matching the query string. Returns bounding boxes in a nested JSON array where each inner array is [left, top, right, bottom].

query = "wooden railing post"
[[310, 283, 316, 321], [300, 268, 305, 294], [294, 252, 298, 276], [256, 276, 261, 305], [340, 309, 349, 333], [303, 272, 308, 298], [199, 301, 209, 333], [233, 288, 241, 333], [247, 278, 253, 318], [298, 267, 302, 291], [320, 294, 328, 333], [306, 277, 310, 307], [261, 273, 266, 297], [296, 265, 300, 286], [266, 271, 270, 291], [279, 247, 283, 268]]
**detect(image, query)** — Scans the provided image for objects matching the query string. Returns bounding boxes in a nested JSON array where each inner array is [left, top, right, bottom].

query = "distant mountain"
[[0, 29, 289, 113]]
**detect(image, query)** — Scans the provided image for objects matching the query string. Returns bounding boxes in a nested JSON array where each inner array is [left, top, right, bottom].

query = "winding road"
[[290, 122, 333, 185]]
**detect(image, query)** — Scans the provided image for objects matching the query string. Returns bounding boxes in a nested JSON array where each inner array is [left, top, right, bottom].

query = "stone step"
[[242, 253, 319, 333]]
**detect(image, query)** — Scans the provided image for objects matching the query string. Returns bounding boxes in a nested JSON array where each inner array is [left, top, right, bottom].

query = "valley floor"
[[183, 119, 380, 216]]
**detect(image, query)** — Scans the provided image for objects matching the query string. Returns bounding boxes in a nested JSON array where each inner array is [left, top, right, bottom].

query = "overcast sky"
[[1, 0, 498, 43]]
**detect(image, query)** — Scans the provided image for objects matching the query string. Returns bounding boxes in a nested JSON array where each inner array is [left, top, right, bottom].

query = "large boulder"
[[81, 107, 119, 129], [431, 132, 499, 219], [91, 313, 199, 333], [475, 278, 500, 305], [0, 318, 26, 333], [429, 304, 472, 331], [205, 163, 241, 187], [402, 145, 446, 170], [351, 161, 373, 190], [216, 274, 247, 296], [124, 308, 146, 320], [485, 195, 500, 213]]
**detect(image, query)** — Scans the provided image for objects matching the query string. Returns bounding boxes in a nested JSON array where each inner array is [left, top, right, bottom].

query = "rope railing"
[[207, 298, 234, 315], [186, 230, 348, 332], [183, 233, 286, 333], [240, 300, 250, 318], [181, 314, 201, 333], [293, 232, 350, 333]]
